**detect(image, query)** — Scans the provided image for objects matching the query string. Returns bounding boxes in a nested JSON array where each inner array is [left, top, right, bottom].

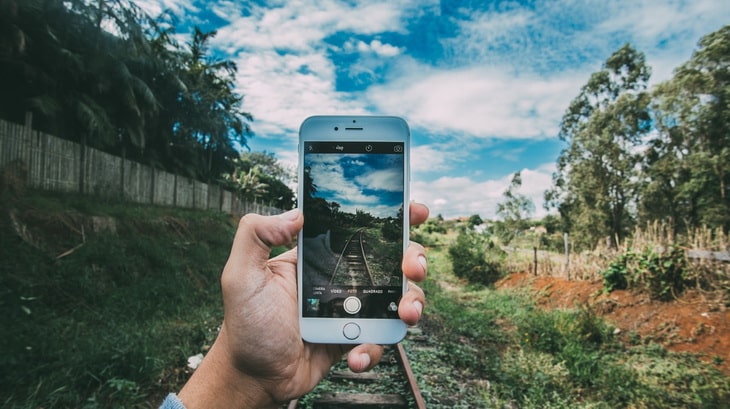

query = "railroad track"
[[330, 228, 374, 287], [286, 328, 427, 409]]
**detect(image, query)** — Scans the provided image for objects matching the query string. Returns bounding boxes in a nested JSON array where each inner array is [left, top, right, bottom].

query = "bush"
[[601, 247, 689, 300], [447, 231, 505, 285]]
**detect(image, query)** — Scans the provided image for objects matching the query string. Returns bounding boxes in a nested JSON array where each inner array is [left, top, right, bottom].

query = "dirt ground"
[[496, 272, 730, 375]]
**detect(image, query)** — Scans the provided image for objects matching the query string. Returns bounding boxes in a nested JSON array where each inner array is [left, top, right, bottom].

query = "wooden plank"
[[314, 393, 406, 409], [329, 370, 379, 383], [687, 249, 730, 262]]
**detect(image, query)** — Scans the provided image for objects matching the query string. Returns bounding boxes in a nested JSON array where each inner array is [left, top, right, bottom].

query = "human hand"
[[177, 202, 429, 409]]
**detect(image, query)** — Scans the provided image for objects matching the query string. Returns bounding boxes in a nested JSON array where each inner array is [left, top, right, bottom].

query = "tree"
[[225, 151, 295, 209], [546, 44, 652, 250], [496, 171, 534, 244], [467, 214, 483, 228], [644, 25, 730, 233], [0, 1, 253, 185], [173, 27, 252, 181]]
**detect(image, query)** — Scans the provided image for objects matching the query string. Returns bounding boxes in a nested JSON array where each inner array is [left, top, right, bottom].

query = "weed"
[[447, 230, 505, 285], [1, 191, 233, 408]]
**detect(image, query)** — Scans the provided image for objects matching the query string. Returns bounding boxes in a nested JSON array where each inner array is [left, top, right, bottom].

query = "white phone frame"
[[297, 115, 410, 344]]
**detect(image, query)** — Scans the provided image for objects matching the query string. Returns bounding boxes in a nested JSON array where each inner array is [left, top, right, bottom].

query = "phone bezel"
[[297, 115, 410, 344]]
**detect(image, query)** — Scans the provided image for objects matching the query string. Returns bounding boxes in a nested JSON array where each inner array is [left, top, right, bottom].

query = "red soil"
[[496, 272, 730, 375]]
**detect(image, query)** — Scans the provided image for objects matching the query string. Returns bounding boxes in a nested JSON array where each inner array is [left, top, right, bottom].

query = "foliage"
[[601, 247, 690, 300], [644, 25, 730, 234], [548, 26, 730, 250], [467, 214, 483, 228], [0, 0, 252, 182], [496, 171, 535, 244], [420, 245, 730, 408], [546, 43, 652, 251], [447, 230, 505, 285], [223, 151, 295, 210], [0, 191, 235, 408]]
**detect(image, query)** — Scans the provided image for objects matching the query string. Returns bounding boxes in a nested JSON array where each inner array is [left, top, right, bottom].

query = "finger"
[[347, 344, 384, 373], [223, 210, 303, 288], [403, 240, 427, 283], [399, 281, 425, 326], [409, 202, 429, 226]]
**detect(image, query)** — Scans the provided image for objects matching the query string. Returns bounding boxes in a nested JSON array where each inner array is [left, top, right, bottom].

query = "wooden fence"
[[0, 117, 281, 216]]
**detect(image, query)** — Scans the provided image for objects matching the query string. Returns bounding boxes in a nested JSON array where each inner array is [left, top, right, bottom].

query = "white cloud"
[[411, 163, 555, 220], [132, 0, 728, 221], [134, 0, 198, 17], [410, 143, 459, 173], [368, 63, 583, 140], [350, 39, 403, 57]]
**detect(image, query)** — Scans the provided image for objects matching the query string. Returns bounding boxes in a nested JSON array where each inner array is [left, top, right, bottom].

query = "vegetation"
[[546, 43, 652, 250], [0, 0, 277, 194], [447, 229, 505, 286], [0, 190, 239, 407], [546, 26, 730, 251], [415, 245, 730, 408], [495, 171, 535, 245], [3, 191, 729, 408]]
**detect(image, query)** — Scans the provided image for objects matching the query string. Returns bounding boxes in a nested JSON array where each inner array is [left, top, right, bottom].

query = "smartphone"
[[297, 115, 410, 344]]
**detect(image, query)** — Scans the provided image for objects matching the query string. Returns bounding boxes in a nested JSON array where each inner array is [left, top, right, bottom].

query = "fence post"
[[564, 232, 570, 280], [533, 246, 538, 276]]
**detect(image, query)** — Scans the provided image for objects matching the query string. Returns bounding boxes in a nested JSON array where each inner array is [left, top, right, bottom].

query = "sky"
[[136, 0, 729, 220], [306, 152, 404, 218]]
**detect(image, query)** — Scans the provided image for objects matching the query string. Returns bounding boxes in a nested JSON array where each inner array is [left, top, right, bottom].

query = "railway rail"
[[286, 329, 427, 409], [330, 228, 374, 287]]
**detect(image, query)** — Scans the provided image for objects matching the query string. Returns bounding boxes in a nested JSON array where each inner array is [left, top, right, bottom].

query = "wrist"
[[178, 329, 277, 409]]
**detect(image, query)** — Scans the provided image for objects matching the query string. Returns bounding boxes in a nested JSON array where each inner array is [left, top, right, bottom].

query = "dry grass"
[[510, 223, 730, 291]]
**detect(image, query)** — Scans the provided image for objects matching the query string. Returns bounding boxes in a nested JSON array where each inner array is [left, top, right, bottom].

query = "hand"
[[178, 202, 429, 409]]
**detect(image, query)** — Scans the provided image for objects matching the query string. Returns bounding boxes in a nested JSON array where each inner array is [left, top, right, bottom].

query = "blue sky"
[[306, 152, 404, 218], [137, 0, 728, 219]]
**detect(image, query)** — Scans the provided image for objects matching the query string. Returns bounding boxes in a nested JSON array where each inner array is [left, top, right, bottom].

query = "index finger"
[[409, 202, 429, 226]]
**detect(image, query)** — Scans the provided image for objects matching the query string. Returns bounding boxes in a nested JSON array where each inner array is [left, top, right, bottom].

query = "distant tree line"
[[0, 0, 294, 208], [545, 26, 730, 250]]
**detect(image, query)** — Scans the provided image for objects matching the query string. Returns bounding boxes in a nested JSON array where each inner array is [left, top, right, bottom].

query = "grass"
[[413, 245, 730, 408], [1, 190, 238, 408], [3, 193, 728, 408]]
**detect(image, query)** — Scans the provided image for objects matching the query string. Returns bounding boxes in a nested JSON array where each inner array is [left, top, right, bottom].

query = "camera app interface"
[[302, 141, 405, 319]]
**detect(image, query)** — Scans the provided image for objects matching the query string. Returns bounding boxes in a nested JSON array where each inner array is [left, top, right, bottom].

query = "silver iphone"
[[297, 116, 410, 344]]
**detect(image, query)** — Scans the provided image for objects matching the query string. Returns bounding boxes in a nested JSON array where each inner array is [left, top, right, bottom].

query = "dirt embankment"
[[496, 273, 730, 375]]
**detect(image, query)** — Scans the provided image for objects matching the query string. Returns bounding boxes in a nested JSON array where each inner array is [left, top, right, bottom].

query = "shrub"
[[601, 247, 690, 300], [447, 231, 505, 285]]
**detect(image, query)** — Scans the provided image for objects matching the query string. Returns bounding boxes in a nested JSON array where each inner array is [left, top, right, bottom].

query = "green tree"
[[225, 151, 295, 209], [496, 171, 534, 244], [546, 44, 652, 250], [174, 27, 253, 181], [0, 1, 252, 185], [643, 25, 730, 233], [448, 230, 505, 285], [467, 214, 483, 228]]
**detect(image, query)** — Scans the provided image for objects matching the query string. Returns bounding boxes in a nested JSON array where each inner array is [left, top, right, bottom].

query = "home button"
[[342, 322, 361, 340]]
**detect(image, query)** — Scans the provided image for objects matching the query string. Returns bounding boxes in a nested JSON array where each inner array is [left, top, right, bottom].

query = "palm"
[[221, 248, 344, 401]]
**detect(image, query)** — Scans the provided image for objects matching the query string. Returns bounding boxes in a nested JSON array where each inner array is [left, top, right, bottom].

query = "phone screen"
[[301, 141, 405, 319]]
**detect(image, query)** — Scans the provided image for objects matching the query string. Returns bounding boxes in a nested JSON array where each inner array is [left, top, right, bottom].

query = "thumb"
[[223, 209, 303, 285]]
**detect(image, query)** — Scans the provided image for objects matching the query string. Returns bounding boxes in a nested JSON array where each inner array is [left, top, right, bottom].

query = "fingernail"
[[358, 353, 371, 370], [279, 209, 299, 221], [413, 300, 423, 317], [418, 255, 427, 272]]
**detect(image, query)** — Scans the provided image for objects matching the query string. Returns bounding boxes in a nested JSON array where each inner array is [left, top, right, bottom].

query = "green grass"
[[414, 246, 730, 408], [1, 191, 238, 408], [3, 193, 728, 408]]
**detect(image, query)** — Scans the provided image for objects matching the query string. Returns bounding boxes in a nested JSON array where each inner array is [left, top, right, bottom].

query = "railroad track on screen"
[[329, 228, 374, 287], [286, 331, 427, 409]]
